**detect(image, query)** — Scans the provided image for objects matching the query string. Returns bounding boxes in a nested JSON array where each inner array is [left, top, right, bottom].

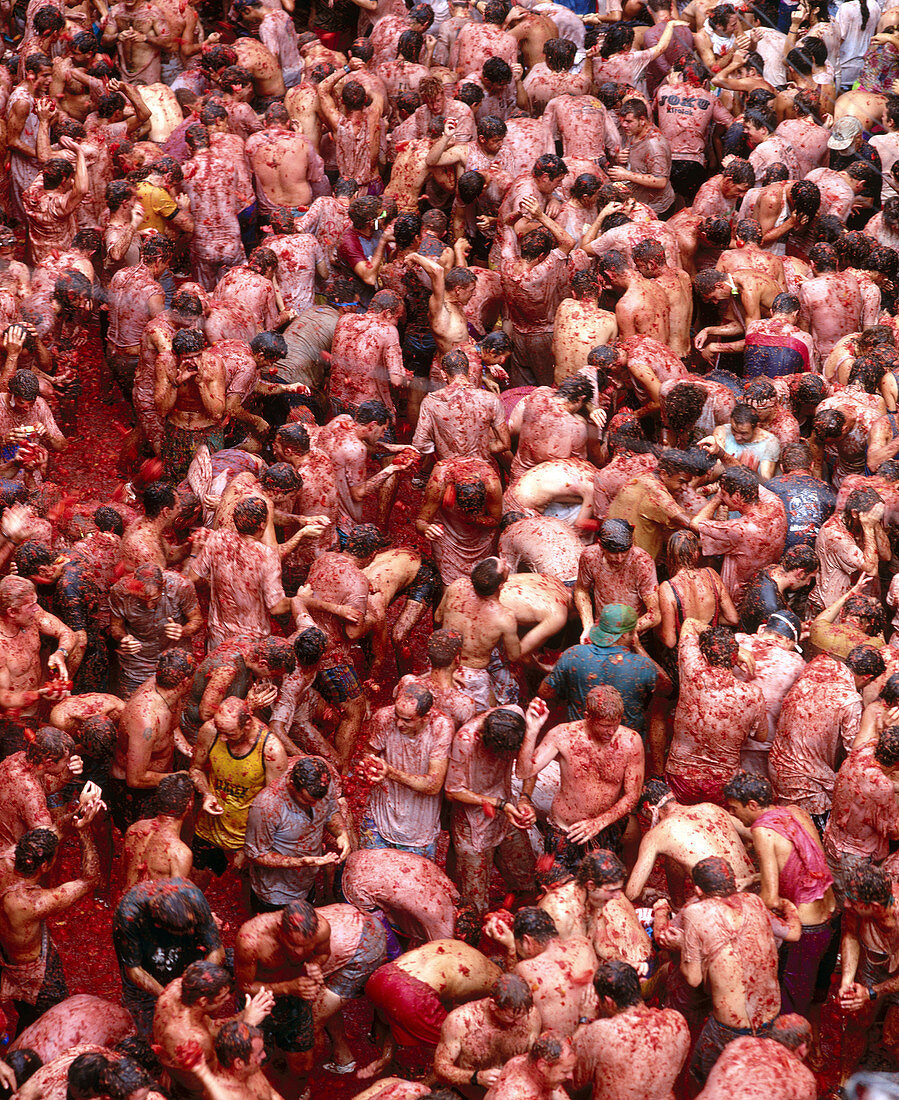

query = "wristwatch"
[[470, 1070, 479, 1086], [869, 985, 879, 1001]]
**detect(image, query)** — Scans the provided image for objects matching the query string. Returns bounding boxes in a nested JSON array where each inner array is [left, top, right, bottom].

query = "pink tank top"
[[754, 807, 833, 905]]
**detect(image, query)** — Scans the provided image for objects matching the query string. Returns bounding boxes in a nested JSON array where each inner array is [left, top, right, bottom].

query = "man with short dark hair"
[[667, 619, 768, 805], [434, 973, 540, 1091], [113, 877, 224, 1035], [316, 400, 408, 530], [697, 1014, 817, 1099], [825, 725, 899, 889], [610, 97, 676, 216], [185, 497, 289, 651], [109, 562, 202, 697], [483, 1032, 576, 1100], [574, 519, 660, 641], [485, 907, 596, 1036], [765, 441, 836, 549], [725, 771, 836, 1015], [108, 649, 196, 833], [152, 959, 273, 1099], [573, 960, 690, 1098], [607, 449, 699, 561], [243, 756, 350, 910], [0, 815, 99, 1034], [444, 704, 540, 914], [693, 466, 787, 604], [661, 856, 800, 1084], [435, 556, 519, 708], [771, 644, 886, 830]]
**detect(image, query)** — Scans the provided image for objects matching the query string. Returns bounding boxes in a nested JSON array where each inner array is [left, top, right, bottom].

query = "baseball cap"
[[588, 604, 638, 646], [827, 117, 862, 151]]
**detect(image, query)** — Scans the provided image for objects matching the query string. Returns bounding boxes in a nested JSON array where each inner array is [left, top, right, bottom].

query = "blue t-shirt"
[[545, 643, 657, 733]]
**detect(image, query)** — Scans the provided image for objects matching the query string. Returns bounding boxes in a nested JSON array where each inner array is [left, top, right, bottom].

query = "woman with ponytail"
[[836, 0, 882, 89]]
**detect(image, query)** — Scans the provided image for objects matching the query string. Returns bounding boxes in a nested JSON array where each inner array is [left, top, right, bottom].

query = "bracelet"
[[470, 1070, 479, 1086], [578, 1016, 591, 1026], [57, 647, 69, 658], [869, 985, 878, 1001], [496, 797, 508, 812]]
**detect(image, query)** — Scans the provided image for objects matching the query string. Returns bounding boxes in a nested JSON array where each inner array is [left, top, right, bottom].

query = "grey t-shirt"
[[108, 571, 199, 695]]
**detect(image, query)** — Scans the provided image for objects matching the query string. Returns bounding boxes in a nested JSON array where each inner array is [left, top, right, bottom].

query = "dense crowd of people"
[[7, 0, 899, 1095]]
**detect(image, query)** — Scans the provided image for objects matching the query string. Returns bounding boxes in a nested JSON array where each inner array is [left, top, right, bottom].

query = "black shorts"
[[107, 777, 157, 835], [261, 994, 315, 1053], [405, 559, 443, 609], [191, 834, 229, 877]]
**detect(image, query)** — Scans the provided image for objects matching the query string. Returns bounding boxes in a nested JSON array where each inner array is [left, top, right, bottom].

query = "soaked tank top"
[[194, 728, 270, 850]]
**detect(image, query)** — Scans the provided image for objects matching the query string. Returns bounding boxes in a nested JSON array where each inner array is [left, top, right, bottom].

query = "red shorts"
[[666, 769, 728, 806], [364, 962, 447, 1046]]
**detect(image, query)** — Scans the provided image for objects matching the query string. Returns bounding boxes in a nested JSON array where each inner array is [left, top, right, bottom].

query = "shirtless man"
[[0, 727, 82, 851], [696, 1015, 817, 1100], [435, 557, 520, 710], [503, 458, 597, 531], [135, 290, 203, 457], [718, 219, 787, 287], [233, 900, 331, 1092], [121, 772, 194, 889], [0, 809, 99, 1032], [631, 238, 693, 360], [573, 960, 690, 1100], [693, 268, 781, 360], [154, 329, 227, 483], [551, 272, 618, 384], [102, 0, 170, 85], [434, 973, 540, 1093], [179, 1021, 283, 1100], [597, 249, 670, 345], [498, 573, 571, 663], [406, 252, 476, 364], [362, 544, 439, 675], [485, 907, 596, 1036], [230, 37, 286, 101], [153, 960, 273, 1099], [798, 242, 864, 366], [541, 852, 653, 975], [484, 1033, 575, 1100], [498, 513, 585, 588], [117, 482, 181, 574], [519, 681, 642, 856], [0, 575, 75, 737], [108, 649, 194, 834], [660, 856, 800, 1085], [244, 105, 324, 219], [724, 771, 836, 1015], [360, 940, 502, 1079], [627, 779, 755, 905]]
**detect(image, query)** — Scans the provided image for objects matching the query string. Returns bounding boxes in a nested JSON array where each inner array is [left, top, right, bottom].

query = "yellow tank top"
[[195, 728, 270, 851]]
